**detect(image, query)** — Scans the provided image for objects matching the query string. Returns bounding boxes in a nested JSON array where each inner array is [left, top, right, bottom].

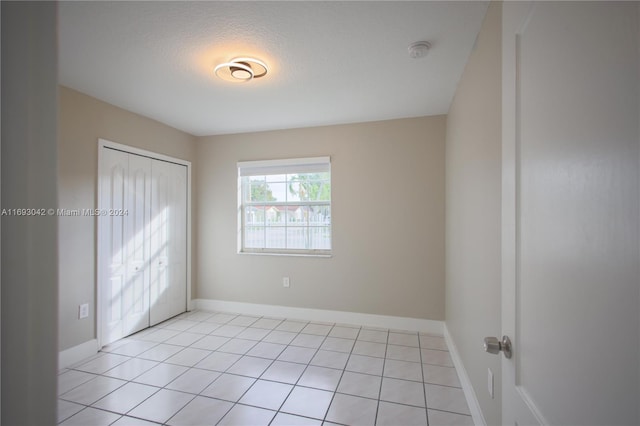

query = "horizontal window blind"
[[237, 156, 330, 177]]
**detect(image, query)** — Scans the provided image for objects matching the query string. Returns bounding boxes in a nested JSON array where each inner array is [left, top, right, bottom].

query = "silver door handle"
[[484, 336, 512, 359]]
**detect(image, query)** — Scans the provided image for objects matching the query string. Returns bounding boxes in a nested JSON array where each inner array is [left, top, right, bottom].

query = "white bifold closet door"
[[100, 147, 187, 346]]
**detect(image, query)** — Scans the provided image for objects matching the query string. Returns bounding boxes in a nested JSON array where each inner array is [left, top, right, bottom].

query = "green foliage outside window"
[[288, 173, 331, 201]]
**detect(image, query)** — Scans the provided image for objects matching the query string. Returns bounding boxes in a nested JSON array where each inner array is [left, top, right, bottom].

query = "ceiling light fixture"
[[214, 57, 268, 82], [408, 41, 431, 59]]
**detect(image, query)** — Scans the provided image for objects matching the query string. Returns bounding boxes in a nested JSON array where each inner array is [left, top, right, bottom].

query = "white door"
[[149, 159, 187, 325], [501, 2, 639, 425], [100, 148, 152, 345], [100, 146, 188, 346]]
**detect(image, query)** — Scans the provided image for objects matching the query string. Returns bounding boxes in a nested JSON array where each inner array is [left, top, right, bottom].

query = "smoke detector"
[[408, 41, 431, 59]]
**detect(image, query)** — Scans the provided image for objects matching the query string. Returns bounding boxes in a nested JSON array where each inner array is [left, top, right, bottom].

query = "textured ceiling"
[[59, 1, 489, 136]]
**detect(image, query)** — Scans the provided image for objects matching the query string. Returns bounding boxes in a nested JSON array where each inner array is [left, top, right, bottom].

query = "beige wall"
[[58, 86, 197, 351], [445, 2, 502, 425], [196, 116, 446, 320]]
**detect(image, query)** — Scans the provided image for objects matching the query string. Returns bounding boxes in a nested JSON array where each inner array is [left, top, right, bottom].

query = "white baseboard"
[[443, 324, 486, 426], [193, 299, 443, 335], [59, 339, 99, 370]]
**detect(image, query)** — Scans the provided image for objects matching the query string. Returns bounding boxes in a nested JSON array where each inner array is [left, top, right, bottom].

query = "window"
[[238, 157, 331, 255]]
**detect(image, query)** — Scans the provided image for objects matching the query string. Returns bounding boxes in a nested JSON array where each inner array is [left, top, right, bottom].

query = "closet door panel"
[[100, 148, 129, 345], [149, 160, 187, 325], [123, 154, 152, 336]]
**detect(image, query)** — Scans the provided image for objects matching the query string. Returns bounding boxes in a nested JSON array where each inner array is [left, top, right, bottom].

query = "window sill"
[[238, 251, 332, 258]]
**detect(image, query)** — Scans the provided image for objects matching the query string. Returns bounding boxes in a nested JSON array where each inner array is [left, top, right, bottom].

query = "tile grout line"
[[226, 315, 289, 425], [283, 321, 335, 421], [197, 314, 268, 425], [372, 327, 390, 426], [419, 331, 430, 426], [321, 324, 362, 424]]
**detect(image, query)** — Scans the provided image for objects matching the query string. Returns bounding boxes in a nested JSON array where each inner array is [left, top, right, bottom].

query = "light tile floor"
[[58, 310, 473, 426]]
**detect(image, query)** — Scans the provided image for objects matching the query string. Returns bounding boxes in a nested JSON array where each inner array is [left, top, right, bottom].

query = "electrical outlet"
[[282, 277, 290, 288], [488, 368, 494, 399], [79, 303, 89, 319]]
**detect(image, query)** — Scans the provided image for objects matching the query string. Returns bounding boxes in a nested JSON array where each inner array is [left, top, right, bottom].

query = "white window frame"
[[237, 156, 332, 257]]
